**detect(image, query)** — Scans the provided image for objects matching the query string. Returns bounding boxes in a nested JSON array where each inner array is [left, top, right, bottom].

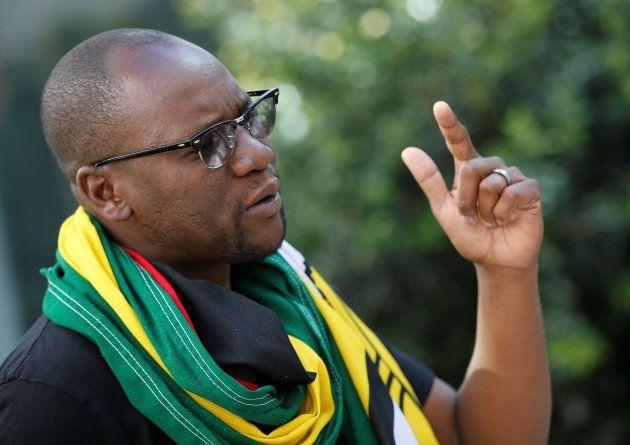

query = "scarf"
[[42, 207, 438, 445]]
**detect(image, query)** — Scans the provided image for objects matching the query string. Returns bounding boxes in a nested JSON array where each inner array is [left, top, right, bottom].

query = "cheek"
[[126, 162, 251, 254], [127, 164, 215, 224], [169, 180, 233, 231], [165, 171, 244, 240]]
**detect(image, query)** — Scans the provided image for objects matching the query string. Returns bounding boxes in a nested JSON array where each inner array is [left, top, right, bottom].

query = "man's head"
[[41, 29, 285, 280]]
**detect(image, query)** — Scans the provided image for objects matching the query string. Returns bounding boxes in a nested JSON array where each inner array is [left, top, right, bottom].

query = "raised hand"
[[402, 101, 543, 271]]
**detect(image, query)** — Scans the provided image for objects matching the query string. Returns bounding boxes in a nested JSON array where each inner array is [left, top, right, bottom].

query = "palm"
[[435, 190, 543, 269], [402, 102, 543, 271]]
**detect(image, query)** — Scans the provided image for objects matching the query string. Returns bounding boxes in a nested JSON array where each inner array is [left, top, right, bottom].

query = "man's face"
[[104, 42, 285, 269]]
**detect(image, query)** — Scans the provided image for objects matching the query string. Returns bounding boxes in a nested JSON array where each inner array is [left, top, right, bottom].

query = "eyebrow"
[[200, 92, 250, 129], [237, 92, 252, 114]]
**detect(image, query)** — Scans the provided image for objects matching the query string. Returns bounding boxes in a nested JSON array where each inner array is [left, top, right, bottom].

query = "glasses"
[[93, 87, 279, 169]]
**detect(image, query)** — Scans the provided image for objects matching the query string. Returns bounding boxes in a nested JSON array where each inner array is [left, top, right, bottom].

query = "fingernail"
[[497, 218, 506, 226], [465, 215, 477, 225], [482, 219, 494, 228]]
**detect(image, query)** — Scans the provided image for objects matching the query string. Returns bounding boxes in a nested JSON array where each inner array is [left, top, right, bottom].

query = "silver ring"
[[491, 168, 512, 186]]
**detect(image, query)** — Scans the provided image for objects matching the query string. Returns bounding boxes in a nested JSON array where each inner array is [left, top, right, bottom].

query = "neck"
[[101, 224, 232, 289], [167, 261, 232, 289]]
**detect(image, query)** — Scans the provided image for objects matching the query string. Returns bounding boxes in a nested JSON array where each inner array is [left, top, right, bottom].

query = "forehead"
[[108, 43, 250, 146]]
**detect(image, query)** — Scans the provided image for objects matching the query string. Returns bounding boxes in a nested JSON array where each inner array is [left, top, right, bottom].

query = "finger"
[[401, 147, 449, 217], [493, 178, 542, 225], [477, 167, 525, 227], [456, 156, 507, 219], [433, 101, 479, 162]]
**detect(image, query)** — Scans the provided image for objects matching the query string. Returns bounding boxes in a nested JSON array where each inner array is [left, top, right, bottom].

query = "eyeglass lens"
[[197, 96, 277, 169]]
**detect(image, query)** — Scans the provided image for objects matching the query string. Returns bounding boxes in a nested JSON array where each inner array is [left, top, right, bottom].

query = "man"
[[0, 29, 551, 444]]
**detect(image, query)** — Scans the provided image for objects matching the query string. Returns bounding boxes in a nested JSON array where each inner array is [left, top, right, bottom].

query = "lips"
[[245, 178, 282, 213]]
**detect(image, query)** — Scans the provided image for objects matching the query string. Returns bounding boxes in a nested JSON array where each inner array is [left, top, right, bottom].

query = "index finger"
[[433, 101, 479, 161]]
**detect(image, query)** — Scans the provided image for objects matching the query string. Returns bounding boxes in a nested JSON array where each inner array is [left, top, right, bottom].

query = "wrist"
[[474, 262, 540, 306], [474, 262, 539, 283]]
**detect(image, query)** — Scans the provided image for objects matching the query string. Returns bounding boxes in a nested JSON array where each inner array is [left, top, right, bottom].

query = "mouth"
[[253, 193, 278, 206], [245, 179, 282, 217]]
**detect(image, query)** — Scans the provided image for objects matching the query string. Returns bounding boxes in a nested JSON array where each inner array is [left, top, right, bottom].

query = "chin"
[[233, 209, 286, 263]]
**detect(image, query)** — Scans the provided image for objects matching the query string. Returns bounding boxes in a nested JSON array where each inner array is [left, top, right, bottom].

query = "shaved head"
[[41, 28, 193, 182]]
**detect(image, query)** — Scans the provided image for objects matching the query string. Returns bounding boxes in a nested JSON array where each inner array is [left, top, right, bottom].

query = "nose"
[[228, 126, 275, 177]]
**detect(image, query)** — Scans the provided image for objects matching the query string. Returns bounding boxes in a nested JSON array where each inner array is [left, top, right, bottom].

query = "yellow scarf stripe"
[[306, 267, 439, 445], [58, 208, 167, 371], [306, 287, 371, 412]]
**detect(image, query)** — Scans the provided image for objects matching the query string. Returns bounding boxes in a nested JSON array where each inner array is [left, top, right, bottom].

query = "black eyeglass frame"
[[93, 87, 280, 168]]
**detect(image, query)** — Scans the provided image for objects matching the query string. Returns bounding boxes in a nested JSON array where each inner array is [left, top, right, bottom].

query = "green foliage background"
[[0, 0, 628, 443]]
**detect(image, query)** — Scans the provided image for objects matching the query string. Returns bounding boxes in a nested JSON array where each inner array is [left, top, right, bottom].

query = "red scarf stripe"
[[123, 248, 198, 335], [233, 377, 260, 391]]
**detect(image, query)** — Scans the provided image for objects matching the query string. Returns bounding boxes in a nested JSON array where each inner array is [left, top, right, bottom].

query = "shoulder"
[[0, 316, 112, 443], [0, 315, 172, 444], [0, 378, 110, 444], [0, 315, 116, 395]]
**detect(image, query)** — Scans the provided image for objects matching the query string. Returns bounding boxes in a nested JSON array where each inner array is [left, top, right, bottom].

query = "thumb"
[[401, 147, 449, 216]]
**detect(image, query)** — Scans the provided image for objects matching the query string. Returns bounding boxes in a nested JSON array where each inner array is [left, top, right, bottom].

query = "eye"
[[247, 97, 276, 139], [197, 123, 236, 168], [197, 131, 221, 154]]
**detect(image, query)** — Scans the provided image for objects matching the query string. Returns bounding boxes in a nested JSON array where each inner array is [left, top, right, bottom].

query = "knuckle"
[[529, 179, 542, 199], [456, 200, 476, 212], [460, 126, 470, 141], [529, 178, 541, 191], [468, 158, 487, 176], [488, 156, 504, 166], [418, 167, 441, 185], [458, 162, 474, 178], [468, 156, 484, 167], [479, 180, 496, 194], [501, 186, 517, 202], [470, 156, 503, 175], [493, 203, 507, 215], [446, 126, 469, 144], [447, 134, 464, 145], [520, 178, 541, 194], [478, 202, 492, 214]]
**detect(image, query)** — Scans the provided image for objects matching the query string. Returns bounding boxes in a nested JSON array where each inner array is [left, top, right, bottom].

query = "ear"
[[75, 166, 132, 222]]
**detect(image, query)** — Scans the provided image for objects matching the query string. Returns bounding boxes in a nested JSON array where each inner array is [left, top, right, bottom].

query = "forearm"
[[456, 264, 551, 445]]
